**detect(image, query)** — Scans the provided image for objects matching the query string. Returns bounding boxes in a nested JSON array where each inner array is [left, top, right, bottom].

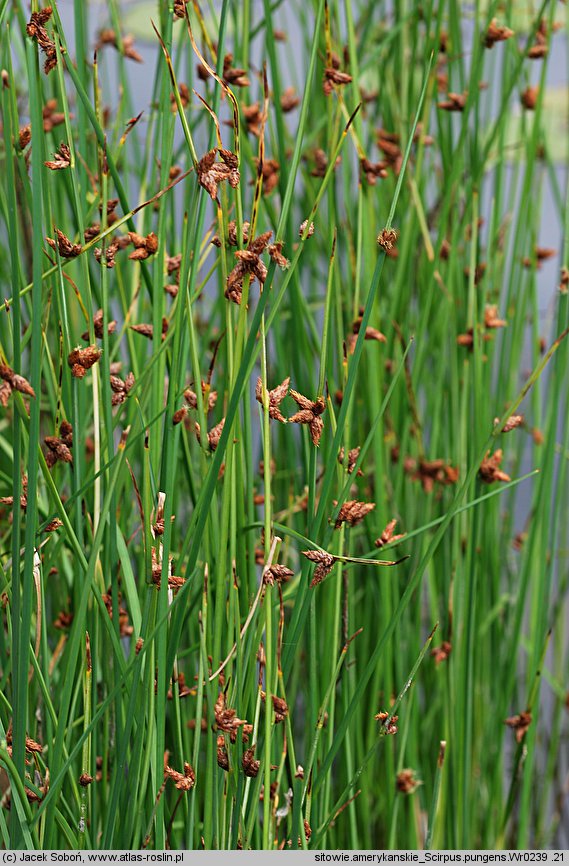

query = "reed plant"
[[0, 0, 568, 850]]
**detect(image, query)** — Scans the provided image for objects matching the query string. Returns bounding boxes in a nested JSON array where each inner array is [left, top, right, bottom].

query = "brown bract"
[[504, 711, 532, 743], [47, 228, 81, 258], [197, 148, 240, 200], [289, 390, 325, 446], [334, 499, 375, 528], [165, 763, 195, 791], [484, 19, 514, 48], [479, 449, 510, 483], [68, 345, 101, 379], [44, 142, 71, 170], [375, 518, 405, 548], [255, 376, 289, 422]]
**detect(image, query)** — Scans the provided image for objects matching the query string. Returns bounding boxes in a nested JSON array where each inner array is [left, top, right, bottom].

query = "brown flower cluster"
[[242, 746, 260, 777], [68, 345, 101, 379], [195, 418, 225, 452], [281, 87, 300, 112], [0, 474, 28, 510], [302, 549, 336, 587], [334, 499, 375, 528], [184, 381, 217, 413], [483, 19, 514, 48], [323, 66, 352, 95], [504, 710, 531, 743], [522, 246, 556, 269], [377, 228, 398, 252], [263, 563, 294, 586], [375, 518, 405, 549], [165, 762, 195, 791], [26, 7, 57, 74], [528, 19, 559, 59], [479, 449, 510, 483], [255, 377, 289, 422], [0, 363, 35, 406], [375, 710, 398, 736], [197, 148, 240, 201], [223, 53, 250, 88], [96, 29, 142, 63], [110, 371, 135, 406], [405, 457, 459, 493], [101, 591, 133, 637], [82, 309, 117, 340], [47, 228, 81, 258], [289, 390, 326, 446], [396, 768, 421, 794], [458, 305, 507, 348], [431, 641, 452, 665], [211, 220, 250, 249], [347, 308, 386, 354], [225, 231, 273, 304], [338, 446, 363, 476], [438, 91, 467, 112], [494, 414, 524, 433], [45, 419, 73, 468], [261, 692, 289, 724], [521, 85, 538, 110], [44, 142, 71, 170], [131, 317, 169, 341], [128, 231, 158, 261]]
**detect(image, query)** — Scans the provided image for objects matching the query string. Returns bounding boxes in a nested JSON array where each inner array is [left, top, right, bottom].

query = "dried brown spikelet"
[[484, 305, 507, 329], [19, 125, 32, 150], [242, 102, 262, 137], [438, 91, 467, 111], [255, 376, 289, 422], [44, 142, 71, 170], [46, 228, 81, 258], [215, 691, 248, 735], [217, 736, 229, 771], [479, 449, 510, 483], [299, 219, 315, 238], [256, 157, 280, 195], [165, 762, 195, 791], [212, 220, 250, 248], [377, 228, 398, 251], [94, 241, 120, 269], [173, 407, 187, 425], [68, 345, 101, 378], [484, 19, 514, 48], [334, 499, 375, 528], [110, 371, 134, 406], [361, 157, 388, 184], [504, 711, 531, 743], [375, 518, 405, 548]]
